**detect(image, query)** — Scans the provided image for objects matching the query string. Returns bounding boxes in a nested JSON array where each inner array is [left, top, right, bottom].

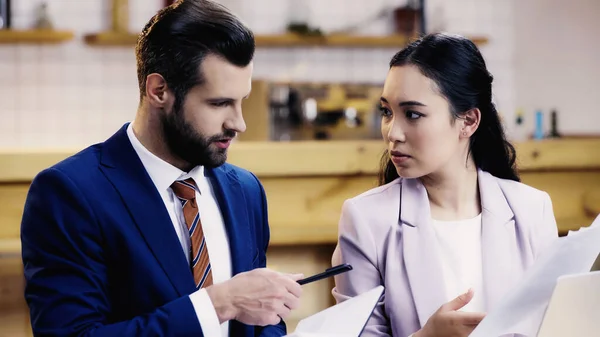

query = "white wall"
[[1, 0, 518, 148], [515, 0, 600, 136]]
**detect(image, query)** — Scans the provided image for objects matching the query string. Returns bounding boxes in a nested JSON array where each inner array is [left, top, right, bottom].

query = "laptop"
[[536, 270, 600, 337], [284, 285, 384, 337]]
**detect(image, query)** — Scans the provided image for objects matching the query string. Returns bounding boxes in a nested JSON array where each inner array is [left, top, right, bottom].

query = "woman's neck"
[[420, 159, 481, 221]]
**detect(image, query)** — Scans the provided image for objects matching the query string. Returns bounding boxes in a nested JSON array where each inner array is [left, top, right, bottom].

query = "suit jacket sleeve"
[[251, 172, 287, 337], [21, 168, 204, 337], [331, 199, 391, 337]]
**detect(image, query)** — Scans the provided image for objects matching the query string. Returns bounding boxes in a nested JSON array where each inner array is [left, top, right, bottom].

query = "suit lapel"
[[403, 170, 520, 323], [207, 166, 252, 275], [99, 124, 195, 296], [478, 170, 519, 310], [401, 178, 448, 327]]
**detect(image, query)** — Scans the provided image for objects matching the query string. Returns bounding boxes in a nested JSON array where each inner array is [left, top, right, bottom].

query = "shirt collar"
[[126, 122, 206, 194]]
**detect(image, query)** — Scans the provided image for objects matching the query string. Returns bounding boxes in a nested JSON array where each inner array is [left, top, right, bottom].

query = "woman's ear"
[[460, 108, 481, 138]]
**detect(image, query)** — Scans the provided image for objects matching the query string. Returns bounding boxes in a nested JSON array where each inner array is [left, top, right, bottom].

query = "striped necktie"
[[170, 178, 213, 289]]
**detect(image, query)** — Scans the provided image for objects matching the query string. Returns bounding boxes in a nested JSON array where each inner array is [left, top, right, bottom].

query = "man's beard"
[[161, 106, 236, 169]]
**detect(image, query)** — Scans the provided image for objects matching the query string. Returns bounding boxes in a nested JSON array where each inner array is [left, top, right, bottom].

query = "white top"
[[127, 123, 231, 336], [432, 214, 486, 313]]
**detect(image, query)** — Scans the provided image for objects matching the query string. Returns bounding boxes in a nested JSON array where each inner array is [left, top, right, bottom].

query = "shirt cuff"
[[189, 288, 221, 336]]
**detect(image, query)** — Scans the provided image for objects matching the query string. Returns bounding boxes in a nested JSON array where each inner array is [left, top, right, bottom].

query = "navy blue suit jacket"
[[21, 124, 286, 336]]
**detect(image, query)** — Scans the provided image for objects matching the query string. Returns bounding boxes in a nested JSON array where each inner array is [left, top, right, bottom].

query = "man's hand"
[[206, 268, 304, 326], [414, 289, 486, 337]]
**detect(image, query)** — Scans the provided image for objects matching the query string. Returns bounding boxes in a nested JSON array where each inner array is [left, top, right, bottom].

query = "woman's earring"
[[462, 132, 467, 136]]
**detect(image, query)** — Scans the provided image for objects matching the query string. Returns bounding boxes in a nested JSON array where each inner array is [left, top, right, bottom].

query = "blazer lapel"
[[99, 124, 195, 296], [478, 170, 519, 310], [401, 178, 448, 327], [207, 166, 253, 275]]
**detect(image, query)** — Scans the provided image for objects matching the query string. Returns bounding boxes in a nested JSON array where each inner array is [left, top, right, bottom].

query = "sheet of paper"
[[469, 214, 600, 337], [283, 285, 384, 337]]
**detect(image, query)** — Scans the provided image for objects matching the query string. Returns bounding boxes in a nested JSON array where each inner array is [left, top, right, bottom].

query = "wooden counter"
[[2, 138, 600, 246], [1, 138, 600, 334]]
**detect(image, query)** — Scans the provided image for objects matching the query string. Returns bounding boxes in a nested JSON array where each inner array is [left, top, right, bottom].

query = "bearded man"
[[20, 1, 302, 336]]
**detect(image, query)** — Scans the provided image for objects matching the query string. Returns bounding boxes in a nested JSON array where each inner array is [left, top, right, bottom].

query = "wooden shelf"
[[254, 33, 488, 48], [83, 31, 139, 46], [0, 30, 74, 44], [81, 31, 488, 48]]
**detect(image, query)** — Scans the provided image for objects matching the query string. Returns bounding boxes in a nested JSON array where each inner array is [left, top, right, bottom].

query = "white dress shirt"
[[127, 123, 231, 336], [432, 214, 486, 313]]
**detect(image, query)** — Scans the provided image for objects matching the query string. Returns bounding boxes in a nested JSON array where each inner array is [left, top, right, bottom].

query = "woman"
[[331, 33, 558, 337]]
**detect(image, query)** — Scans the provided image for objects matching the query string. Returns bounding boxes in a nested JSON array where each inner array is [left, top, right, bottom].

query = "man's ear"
[[460, 108, 481, 138], [145, 73, 173, 109]]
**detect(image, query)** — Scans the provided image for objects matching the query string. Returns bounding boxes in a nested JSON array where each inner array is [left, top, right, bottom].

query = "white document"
[[284, 285, 384, 337], [469, 214, 600, 337], [536, 271, 600, 337]]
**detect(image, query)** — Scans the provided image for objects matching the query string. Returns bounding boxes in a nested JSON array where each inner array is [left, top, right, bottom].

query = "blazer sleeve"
[[533, 192, 559, 257], [331, 199, 391, 337], [21, 168, 204, 337], [250, 172, 287, 337]]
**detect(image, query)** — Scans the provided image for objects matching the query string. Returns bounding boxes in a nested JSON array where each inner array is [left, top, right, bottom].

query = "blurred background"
[[0, 0, 599, 335]]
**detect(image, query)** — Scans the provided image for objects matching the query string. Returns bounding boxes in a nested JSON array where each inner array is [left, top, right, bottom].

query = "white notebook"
[[284, 285, 384, 337], [536, 271, 600, 337]]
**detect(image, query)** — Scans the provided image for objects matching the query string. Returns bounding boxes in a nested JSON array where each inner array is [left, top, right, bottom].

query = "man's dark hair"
[[135, 0, 255, 111]]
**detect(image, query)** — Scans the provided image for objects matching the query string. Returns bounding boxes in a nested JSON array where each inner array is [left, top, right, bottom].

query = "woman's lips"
[[390, 150, 411, 164]]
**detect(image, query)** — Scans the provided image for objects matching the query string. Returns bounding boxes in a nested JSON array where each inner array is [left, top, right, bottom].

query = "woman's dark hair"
[[135, 0, 255, 112], [378, 33, 519, 185]]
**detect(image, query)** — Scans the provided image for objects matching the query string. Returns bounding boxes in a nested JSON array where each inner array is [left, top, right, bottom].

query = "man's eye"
[[212, 101, 230, 107]]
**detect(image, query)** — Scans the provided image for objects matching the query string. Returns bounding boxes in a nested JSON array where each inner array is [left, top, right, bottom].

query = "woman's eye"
[[406, 110, 422, 120], [379, 105, 392, 117]]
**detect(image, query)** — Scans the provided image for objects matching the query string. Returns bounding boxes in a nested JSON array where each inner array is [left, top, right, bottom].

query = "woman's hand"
[[414, 289, 486, 337]]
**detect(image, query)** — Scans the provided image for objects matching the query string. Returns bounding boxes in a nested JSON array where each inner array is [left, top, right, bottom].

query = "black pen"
[[297, 264, 353, 285]]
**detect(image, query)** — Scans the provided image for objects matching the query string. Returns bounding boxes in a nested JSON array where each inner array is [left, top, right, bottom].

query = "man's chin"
[[204, 151, 228, 168], [176, 151, 227, 169]]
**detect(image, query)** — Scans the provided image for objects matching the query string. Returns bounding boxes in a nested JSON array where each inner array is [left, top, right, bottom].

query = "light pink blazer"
[[331, 169, 558, 337]]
